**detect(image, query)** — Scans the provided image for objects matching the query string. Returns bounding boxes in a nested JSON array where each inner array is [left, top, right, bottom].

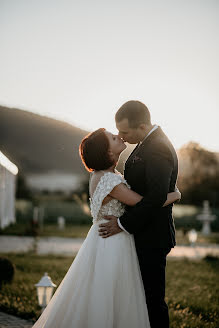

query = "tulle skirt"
[[32, 220, 150, 328]]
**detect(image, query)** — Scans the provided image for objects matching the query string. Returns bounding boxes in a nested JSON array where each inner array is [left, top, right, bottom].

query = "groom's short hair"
[[115, 100, 151, 128]]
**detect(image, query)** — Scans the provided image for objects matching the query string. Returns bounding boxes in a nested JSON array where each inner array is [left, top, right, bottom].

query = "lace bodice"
[[90, 172, 130, 223]]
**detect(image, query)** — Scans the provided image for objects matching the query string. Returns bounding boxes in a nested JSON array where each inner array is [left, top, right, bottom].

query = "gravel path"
[[0, 312, 33, 328]]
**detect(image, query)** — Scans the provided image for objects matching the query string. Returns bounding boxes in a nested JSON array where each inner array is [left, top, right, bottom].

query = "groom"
[[99, 100, 178, 328]]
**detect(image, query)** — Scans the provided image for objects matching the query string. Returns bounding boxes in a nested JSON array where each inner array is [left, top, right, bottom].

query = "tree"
[[177, 142, 219, 206], [16, 173, 32, 200]]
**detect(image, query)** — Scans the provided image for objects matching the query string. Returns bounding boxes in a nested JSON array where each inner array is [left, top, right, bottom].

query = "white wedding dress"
[[32, 172, 150, 328]]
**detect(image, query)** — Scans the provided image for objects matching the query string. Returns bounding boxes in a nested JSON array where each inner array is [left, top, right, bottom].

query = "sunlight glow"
[[0, 151, 18, 175], [0, 0, 218, 151]]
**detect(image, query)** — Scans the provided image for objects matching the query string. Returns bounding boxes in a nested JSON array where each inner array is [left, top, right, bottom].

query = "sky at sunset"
[[0, 0, 218, 151]]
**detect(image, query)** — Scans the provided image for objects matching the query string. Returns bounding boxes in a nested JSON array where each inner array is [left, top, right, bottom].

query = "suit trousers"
[[135, 245, 171, 328]]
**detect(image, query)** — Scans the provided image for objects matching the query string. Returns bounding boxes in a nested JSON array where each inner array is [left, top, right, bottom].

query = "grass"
[[0, 222, 92, 238], [1, 202, 219, 240], [1, 222, 219, 246], [0, 253, 72, 321], [166, 257, 219, 327], [175, 230, 219, 245], [0, 253, 218, 327]]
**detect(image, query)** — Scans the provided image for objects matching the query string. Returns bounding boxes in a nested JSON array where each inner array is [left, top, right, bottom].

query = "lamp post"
[[35, 272, 57, 312]]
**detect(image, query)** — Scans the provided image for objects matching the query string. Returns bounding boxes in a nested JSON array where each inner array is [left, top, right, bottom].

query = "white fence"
[[0, 151, 18, 229]]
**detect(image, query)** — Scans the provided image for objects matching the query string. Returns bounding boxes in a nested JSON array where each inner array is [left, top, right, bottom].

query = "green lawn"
[[1, 203, 219, 243], [0, 222, 92, 238], [1, 222, 218, 246], [0, 253, 218, 327], [166, 258, 219, 328]]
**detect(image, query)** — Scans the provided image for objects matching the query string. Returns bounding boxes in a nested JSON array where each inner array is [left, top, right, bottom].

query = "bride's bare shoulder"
[[90, 170, 104, 183], [89, 171, 105, 196], [90, 170, 122, 185]]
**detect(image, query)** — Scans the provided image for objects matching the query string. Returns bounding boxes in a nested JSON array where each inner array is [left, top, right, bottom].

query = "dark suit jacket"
[[119, 126, 178, 248]]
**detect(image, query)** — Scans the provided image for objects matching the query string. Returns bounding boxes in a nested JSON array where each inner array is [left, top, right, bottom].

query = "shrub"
[[0, 257, 15, 289]]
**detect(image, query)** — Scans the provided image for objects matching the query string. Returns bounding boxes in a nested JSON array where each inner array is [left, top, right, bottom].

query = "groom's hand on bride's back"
[[98, 216, 122, 238]]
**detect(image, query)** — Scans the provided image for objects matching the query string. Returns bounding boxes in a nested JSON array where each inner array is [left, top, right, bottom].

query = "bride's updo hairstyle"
[[79, 128, 114, 172]]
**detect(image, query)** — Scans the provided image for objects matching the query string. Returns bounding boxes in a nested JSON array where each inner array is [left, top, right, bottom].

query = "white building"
[[26, 171, 84, 193], [0, 151, 18, 229]]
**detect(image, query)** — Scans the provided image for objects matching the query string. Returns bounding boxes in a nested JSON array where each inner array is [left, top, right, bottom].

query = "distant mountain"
[[0, 106, 89, 175]]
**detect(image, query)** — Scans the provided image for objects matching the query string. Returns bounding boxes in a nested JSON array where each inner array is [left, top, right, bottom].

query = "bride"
[[32, 128, 180, 328]]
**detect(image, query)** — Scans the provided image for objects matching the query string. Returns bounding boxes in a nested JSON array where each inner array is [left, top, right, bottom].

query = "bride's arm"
[[109, 183, 181, 207], [162, 190, 181, 206], [109, 184, 142, 206]]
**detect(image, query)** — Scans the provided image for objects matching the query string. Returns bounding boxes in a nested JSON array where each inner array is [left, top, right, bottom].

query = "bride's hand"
[[174, 185, 181, 202], [98, 216, 122, 238]]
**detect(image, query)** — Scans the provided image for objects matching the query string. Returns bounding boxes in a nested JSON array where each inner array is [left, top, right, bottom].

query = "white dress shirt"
[[117, 125, 158, 234]]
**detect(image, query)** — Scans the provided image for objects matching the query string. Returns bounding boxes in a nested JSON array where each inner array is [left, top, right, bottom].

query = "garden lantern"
[[35, 272, 56, 312], [187, 229, 197, 246]]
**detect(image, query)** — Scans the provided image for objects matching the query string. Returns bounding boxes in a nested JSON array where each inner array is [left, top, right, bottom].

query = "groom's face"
[[116, 118, 141, 144]]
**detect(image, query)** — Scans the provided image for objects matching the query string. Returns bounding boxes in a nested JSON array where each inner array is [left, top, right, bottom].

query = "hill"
[[0, 106, 89, 175]]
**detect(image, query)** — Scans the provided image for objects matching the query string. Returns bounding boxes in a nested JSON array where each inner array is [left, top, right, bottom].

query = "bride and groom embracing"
[[32, 100, 179, 328]]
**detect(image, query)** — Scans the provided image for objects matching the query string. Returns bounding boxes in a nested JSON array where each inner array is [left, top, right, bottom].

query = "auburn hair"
[[79, 128, 114, 172]]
